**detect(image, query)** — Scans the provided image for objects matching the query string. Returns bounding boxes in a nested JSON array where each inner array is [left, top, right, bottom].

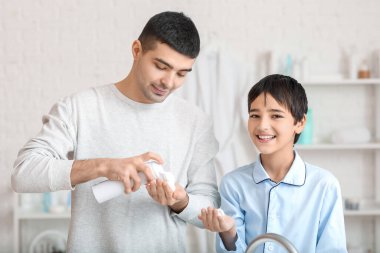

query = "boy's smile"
[[257, 134, 276, 143]]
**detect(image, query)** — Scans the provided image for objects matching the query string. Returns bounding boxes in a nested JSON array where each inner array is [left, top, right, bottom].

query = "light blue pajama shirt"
[[216, 151, 347, 253]]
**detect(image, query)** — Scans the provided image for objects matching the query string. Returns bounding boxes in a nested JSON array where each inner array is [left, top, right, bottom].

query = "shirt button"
[[267, 243, 274, 251]]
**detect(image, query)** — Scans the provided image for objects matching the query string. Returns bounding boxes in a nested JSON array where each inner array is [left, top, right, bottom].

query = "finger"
[[129, 170, 141, 192], [156, 179, 167, 204], [141, 151, 164, 164], [122, 177, 132, 194], [162, 181, 174, 200], [172, 183, 185, 200], [135, 163, 154, 183], [205, 208, 214, 229], [201, 208, 208, 227], [213, 209, 222, 231], [207, 207, 214, 229], [216, 215, 225, 231], [146, 181, 157, 198], [197, 209, 205, 221], [198, 209, 205, 224]]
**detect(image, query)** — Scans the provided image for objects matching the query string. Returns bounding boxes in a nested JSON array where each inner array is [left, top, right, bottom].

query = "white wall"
[[1, 0, 380, 251]]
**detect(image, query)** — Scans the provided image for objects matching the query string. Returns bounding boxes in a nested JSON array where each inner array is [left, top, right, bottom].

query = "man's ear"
[[132, 40, 143, 60], [295, 114, 307, 134]]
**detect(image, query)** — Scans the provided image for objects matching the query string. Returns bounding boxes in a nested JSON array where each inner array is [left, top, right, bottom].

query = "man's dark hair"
[[247, 74, 308, 144], [138, 11, 200, 58]]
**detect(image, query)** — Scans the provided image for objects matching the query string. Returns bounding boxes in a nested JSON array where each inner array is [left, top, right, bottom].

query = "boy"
[[198, 74, 347, 252]]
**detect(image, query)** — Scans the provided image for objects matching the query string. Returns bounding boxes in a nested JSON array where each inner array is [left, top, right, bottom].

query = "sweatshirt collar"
[[111, 83, 171, 110]]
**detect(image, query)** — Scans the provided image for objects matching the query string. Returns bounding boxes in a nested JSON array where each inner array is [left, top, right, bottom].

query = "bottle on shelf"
[[42, 192, 51, 213], [358, 60, 370, 79], [298, 108, 313, 144]]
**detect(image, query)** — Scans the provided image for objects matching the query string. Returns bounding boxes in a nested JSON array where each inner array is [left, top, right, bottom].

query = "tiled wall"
[[1, 0, 380, 251]]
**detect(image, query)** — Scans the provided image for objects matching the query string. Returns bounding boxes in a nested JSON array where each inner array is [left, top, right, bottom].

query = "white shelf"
[[296, 142, 380, 150], [301, 78, 380, 86], [298, 80, 380, 251], [344, 209, 380, 217], [15, 210, 70, 220]]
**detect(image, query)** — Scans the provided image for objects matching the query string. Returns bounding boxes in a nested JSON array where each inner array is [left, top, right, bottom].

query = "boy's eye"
[[249, 114, 259, 118], [272, 114, 283, 119]]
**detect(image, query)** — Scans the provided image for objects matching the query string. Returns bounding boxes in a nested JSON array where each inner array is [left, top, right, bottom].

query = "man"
[[12, 11, 220, 253]]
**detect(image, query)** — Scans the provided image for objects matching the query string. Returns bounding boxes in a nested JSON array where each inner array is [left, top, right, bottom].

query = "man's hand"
[[146, 180, 189, 213], [71, 151, 164, 193]]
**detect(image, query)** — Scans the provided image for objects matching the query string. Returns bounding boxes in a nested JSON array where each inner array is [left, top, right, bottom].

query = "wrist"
[[221, 225, 237, 237], [220, 226, 237, 251], [71, 158, 105, 186], [94, 158, 108, 178], [169, 193, 189, 213]]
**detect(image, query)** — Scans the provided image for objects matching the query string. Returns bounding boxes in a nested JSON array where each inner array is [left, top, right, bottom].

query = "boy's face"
[[132, 40, 195, 103], [248, 93, 305, 155]]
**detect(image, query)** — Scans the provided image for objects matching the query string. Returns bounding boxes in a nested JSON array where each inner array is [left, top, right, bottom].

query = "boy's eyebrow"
[[269, 109, 285, 113], [154, 58, 193, 72], [249, 108, 285, 113]]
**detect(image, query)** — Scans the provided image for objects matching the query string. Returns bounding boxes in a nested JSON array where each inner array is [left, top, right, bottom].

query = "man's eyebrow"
[[154, 58, 192, 72]]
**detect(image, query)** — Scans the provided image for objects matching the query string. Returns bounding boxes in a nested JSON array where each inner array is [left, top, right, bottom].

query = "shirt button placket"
[[266, 242, 274, 251], [267, 187, 278, 233]]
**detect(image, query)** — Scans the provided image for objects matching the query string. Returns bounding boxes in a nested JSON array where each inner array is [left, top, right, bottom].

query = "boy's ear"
[[295, 114, 307, 134]]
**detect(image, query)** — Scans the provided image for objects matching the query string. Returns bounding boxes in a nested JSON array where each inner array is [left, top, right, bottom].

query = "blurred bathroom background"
[[1, 0, 380, 252]]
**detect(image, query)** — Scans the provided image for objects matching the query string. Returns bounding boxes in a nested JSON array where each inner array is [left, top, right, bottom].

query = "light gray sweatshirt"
[[12, 84, 220, 253]]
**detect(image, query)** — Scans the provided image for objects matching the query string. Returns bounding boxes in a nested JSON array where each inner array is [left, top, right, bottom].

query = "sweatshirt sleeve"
[[173, 119, 221, 227], [11, 97, 77, 193]]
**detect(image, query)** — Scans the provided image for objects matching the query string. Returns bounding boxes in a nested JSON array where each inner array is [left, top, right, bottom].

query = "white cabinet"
[[13, 192, 71, 253], [295, 78, 380, 252]]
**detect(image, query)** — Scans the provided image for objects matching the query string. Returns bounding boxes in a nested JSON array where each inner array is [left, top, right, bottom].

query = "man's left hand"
[[146, 179, 189, 213]]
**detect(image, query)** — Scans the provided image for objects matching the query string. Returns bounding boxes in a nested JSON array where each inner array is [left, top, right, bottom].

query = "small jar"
[[358, 61, 370, 79]]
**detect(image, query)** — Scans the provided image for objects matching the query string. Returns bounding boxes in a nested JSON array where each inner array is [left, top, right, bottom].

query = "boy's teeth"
[[259, 135, 274, 139]]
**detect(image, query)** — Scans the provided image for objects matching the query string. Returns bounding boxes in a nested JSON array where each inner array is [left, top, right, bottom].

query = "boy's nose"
[[258, 118, 270, 131]]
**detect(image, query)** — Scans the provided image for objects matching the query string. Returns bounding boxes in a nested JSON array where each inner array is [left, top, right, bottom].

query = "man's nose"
[[161, 72, 176, 89]]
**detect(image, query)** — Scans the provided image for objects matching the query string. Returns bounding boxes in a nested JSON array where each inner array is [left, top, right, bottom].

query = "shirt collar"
[[253, 151, 306, 186]]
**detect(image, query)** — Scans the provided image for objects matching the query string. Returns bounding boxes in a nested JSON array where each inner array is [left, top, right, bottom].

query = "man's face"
[[132, 41, 195, 103]]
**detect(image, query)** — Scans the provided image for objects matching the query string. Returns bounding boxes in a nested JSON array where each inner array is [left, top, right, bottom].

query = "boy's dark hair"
[[247, 74, 308, 144], [138, 11, 200, 59]]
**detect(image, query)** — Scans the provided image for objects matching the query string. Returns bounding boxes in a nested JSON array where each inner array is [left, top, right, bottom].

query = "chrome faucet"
[[245, 233, 298, 253]]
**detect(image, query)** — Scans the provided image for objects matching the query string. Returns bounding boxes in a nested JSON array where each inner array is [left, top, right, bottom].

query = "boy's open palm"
[[198, 207, 235, 232]]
